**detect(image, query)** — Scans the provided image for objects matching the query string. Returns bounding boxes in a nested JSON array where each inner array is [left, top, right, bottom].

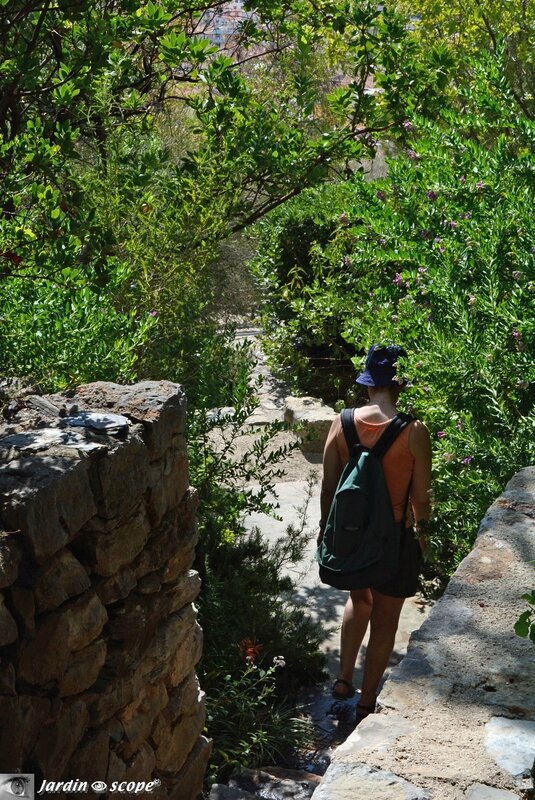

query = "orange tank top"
[[335, 412, 415, 525]]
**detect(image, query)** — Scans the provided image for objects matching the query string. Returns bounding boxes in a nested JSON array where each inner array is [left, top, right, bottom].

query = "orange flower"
[[238, 638, 263, 663]]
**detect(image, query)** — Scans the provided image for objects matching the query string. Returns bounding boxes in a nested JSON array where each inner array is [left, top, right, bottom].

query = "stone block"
[[137, 606, 197, 683], [146, 451, 189, 527], [90, 436, 150, 520], [0, 658, 16, 695], [8, 585, 35, 634], [283, 396, 336, 454], [107, 751, 127, 784], [312, 764, 429, 799], [125, 741, 156, 782], [86, 669, 144, 726], [77, 506, 151, 577], [167, 673, 201, 722], [18, 612, 71, 685], [209, 786, 257, 800], [34, 699, 89, 780], [59, 638, 107, 697], [137, 571, 162, 595], [166, 622, 203, 688], [66, 730, 110, 783], [0, 696, 51, 771], [133, 494, 198, 581], [0, 533, 22, 589], [166, 571, 202, 614], [0, 595, 18, 646], [34, 548, 90, 613], [167, 735, 212, 800], [107, 589, 174, 649], [62, 590, 108, 651], [1, 457, 96, 561], [95, 566, 137, 605], [118, 682, 168, 759], [152, 703, 205, 773]]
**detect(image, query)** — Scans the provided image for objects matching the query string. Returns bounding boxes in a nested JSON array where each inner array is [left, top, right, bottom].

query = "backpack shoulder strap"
[[372, 413, 414, 460], [340, 408, 359, 455]]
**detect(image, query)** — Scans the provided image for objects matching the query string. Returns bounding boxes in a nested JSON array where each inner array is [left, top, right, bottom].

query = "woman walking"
[[319, 344, 432, 724]]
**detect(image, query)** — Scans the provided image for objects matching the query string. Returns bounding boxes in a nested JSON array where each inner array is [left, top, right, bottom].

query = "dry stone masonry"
[[0, 381, 211, 799]]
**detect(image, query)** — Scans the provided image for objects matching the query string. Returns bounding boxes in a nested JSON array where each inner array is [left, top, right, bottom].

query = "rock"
[[0, 595, 18, 646], [118, 682, 168, 759], [0, 696, 51, 771], [284, 396, 336, 454], [312, 764, 429, 799], [8, 585, 35, 634], [165, 621, 203, 688], [137, 606, 197, 683], [62, 590, 108, 651], [152, 703, 206, 772], [168, 735, 212, 800], [485, 717, 535, 777], [133, 494, 198, 580], [95, 565, 137, 605], [86, 669, 144, 727], [34, 548, 90, 613], [0, 456, 96, 561], [76, 505, 151, 577], [59, 380, 186, 460], [59, 638, 107, 697], [90, 436, 150, 520], [125, 741, 156, 781], [0, 658, 16, 695], [167, 673, 202, 721], [209, 786, 257, 800], [229, 767, 321, 799], [66, 730, 110, 782], [146, 449, 190, 526], [107, 588, 175, 649], [465, 785, 521, 800], [137, 571, 162, 594], [34, 699, 89, 780], [165, 570, 202, 613], [107, 751, 127, 784], [0, 533, 22, 589]]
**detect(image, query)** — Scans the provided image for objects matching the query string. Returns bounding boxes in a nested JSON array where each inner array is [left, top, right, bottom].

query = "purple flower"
[[476, 181, 486, 191], [468, 294, 477, 305], [343, 255, 351, 267], [393, 272, 404, 286], [376, 190, 386, 201], [443, 452, 454, 462], [407, 149, 418, 160], [403, 120, 416, 132], [437, 431, 446, 439], [531, 247, 535, 255], [462, 456, 473, 465], [339, 212, 349, 225], [439, 246, 445, 253], [512, 329, 521, 339], [426, 190, 438, 201], [456, 420, 463, 430], [449, 220, 458, 230], [418, 267, 427, 274], [512, 271, 522, 280], [419, 229, 431, 240], [149, 310, 158, 318], [459, 175, 466, 184], [460, 211, 472, 219], [379, 237, 386, 244]]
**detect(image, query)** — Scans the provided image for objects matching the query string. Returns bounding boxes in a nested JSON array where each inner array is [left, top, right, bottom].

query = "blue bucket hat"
[[355, 344, 407, 388]]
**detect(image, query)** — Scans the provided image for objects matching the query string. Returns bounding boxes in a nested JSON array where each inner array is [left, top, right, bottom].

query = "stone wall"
[[313, 467, 535, 800], [0, 381, 211, 799]]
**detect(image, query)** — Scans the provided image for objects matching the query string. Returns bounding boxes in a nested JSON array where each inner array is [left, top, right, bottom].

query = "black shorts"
[[373, 526, 423, 598]]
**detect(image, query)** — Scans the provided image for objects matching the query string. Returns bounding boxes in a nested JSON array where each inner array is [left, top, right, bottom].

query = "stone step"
[[209, 784, 257, 800]]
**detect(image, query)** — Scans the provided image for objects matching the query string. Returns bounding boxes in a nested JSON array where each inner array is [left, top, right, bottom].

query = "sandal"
[[355, 699, 376, 725], [331, 678, 356, 700]]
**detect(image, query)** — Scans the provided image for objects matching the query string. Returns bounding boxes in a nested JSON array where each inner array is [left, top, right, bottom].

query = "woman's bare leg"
[[359, 590, 405, 706], [336, 588, 373, 693]]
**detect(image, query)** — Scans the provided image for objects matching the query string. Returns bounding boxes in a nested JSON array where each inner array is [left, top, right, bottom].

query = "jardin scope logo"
[[0, 775, 161, 797]]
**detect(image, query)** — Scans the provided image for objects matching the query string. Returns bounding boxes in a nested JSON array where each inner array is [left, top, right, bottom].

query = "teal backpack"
[[316, 409, 413, 590]]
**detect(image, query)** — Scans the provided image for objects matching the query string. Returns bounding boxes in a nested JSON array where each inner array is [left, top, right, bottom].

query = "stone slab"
[[311, 764, 429, 800], [465, 785, 521, 800], [484, 717, 535, 777]]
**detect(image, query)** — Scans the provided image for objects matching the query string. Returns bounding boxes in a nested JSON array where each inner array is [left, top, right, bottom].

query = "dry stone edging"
[[313, 466, 535, 800]]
